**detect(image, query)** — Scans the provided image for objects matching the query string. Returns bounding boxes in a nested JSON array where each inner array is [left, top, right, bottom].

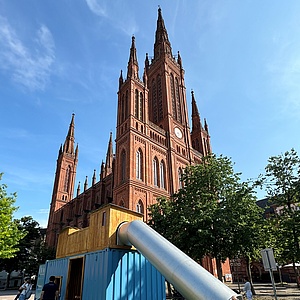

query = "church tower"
[[113, 8, 206, 220], [191, 91, 211, 156], [46, 114, 78, 246], [45, 7, 211, 248]]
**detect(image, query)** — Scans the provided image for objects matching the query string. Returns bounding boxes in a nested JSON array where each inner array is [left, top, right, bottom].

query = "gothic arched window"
[[136, 199, 144, 214], [175, 77, 182, 123], [178, 167, 183, 189], [157, 75, 163, 121], [136, 149, 143, 180], [152, 79, 157, 123], [121, 94, 125, 122], [121, 150, 126, 182], [153, 157, 159, 187], [139, 92, 144, 121], [64, 166, 71, 192], [135, 89, 139, 119], [134, 90, 144, 121], [160, 160, 166, 189], [125, 90, 128, 119], [170, 73, 177, 119]]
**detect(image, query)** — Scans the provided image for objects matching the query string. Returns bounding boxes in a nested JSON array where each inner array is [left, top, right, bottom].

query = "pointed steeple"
[[46, 113, 78, 248], [154, 7, 172, 59], [92, 169, 96, 185], [145, 53, 149, 70], [119, 70, 123, 89], [204, 118, 209, 133], [190, 91, 212, 155], [63, 114, 75, 154], [143, 67, 148, 88], [75, 143, 79, 160], [177, 51, 182, 67], [84, 176, 88, 191], [58, 144, 63, 157], [105, 132, 113, 177], [191, 91, 201, 131], [76, 181, 81, 197], [100, 161, 105, 180], [127, 36, 139, 79]]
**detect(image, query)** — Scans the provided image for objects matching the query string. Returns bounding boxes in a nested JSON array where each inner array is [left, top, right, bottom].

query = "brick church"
[[46, 8, 211, 255]]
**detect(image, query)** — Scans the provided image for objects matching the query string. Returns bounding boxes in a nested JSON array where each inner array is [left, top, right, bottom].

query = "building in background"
[[44, 8, 227, 278]]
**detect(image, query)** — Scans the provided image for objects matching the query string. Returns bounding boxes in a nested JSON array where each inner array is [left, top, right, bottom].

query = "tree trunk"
[[216, 258, 223, 281], [245, 256, 256, 295], [292, 262, 300, 288]]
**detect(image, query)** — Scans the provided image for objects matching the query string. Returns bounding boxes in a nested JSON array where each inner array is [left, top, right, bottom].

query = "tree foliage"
[[0, 173, 25, 259], [148, 154, 266, 280], [259, 149, 300, 265], [0, 216, 55, 276]]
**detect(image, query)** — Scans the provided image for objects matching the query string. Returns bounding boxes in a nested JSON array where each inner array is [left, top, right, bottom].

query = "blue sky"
[[1, 0, 300, 227]]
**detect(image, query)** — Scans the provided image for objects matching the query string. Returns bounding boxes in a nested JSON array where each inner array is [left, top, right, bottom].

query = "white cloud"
[[85, 0, 107, 17], [4, 167, 53, 190], [0, 16, 55, 91], [38, 208, 50, 214], [85, 0, 138, 36]]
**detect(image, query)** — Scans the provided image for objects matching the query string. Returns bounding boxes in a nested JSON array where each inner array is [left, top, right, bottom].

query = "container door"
[[54, 276, 62, 299], [66, 257, 84, 300]]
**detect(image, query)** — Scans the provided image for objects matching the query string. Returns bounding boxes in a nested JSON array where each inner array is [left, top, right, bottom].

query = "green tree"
[[259, 149, 300, 283], [0, 173, 25, 258], [148, 154, 266, 282], [0, 216, 55, 276]]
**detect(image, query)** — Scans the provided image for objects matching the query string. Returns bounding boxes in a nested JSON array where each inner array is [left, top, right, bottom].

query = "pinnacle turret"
[[119, 70, 124, 89], [92, 169, 96, 185], [84, 176, 88, 191], [63, 113, 75, 154], [76, 181, 81, 197], [105, 132, 113, 176], [204, 118, 209, 133], [100, 161, 105, 180], [154, 7, 172, 59], [127, 36, 139, 79], [191, 91, 201, 131]]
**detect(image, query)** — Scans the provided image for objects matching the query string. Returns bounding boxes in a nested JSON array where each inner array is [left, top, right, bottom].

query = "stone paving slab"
[[0, 290, 35, 300], [227, 283, 300, 300], [1, 284, 299, 300]]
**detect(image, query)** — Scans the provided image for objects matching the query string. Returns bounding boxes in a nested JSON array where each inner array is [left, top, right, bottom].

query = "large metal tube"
[[118, 220, 239, 300]]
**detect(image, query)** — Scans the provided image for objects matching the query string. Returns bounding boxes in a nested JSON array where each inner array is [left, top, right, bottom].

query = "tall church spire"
[[127, 36, 139, 79], [46, 113, 78, 247], [190, 91, 211, 156], [191, 90, 201, 131], [105, 132, 113, 176], [63, 113, 75, 154], [154, 7, 172, 59], [119, 70, 123, 89]]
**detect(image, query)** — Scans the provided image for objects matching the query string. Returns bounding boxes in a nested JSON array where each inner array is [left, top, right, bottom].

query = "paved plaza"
[[227, 282, 300, 299], [0, 283, 299, 300], [0, 289, 34, 300]]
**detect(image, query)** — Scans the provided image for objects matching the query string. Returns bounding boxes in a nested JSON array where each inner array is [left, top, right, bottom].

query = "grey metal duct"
[[118, 220, 239, 300]]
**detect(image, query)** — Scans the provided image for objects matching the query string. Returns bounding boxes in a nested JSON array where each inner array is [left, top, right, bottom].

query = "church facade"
[[46, 8, 211, 252]]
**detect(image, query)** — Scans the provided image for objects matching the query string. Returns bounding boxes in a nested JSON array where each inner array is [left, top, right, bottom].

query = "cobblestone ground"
[[235, 294, 300, 299], [1, 284, 299, 300], [228, 282, 300, 300], [0, 290, 34, 300]]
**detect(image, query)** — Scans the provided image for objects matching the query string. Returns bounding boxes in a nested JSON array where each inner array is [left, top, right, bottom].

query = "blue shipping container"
[[40, 248, 165, 300]]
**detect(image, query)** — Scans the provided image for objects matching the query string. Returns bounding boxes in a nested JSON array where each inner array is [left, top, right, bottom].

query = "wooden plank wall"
[[56, 204, 143, 258]]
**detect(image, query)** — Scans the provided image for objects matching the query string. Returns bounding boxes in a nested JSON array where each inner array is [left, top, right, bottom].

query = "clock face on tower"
[[174, 127, 183, 139]]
